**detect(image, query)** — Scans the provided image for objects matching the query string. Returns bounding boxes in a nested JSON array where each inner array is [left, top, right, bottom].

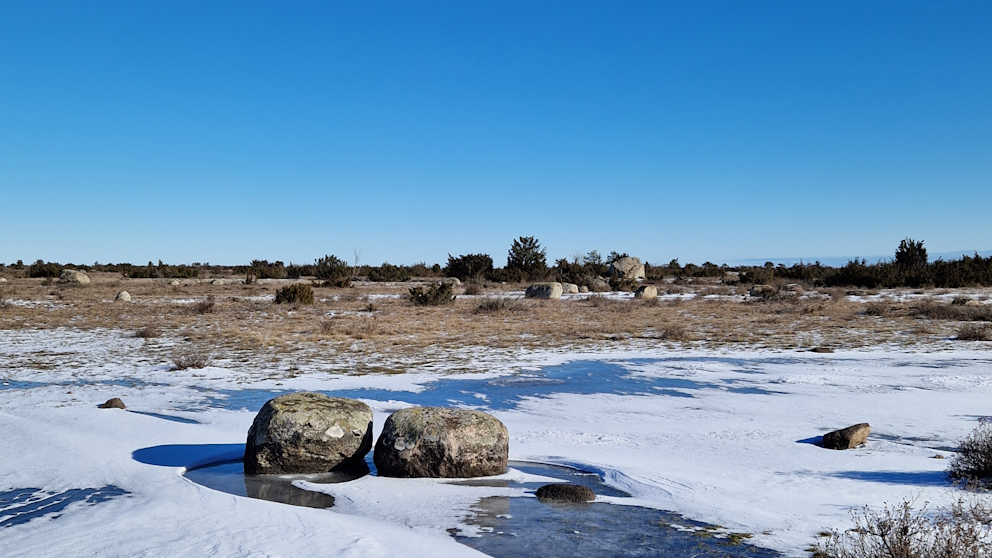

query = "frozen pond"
[[183, 458, 779, 557]]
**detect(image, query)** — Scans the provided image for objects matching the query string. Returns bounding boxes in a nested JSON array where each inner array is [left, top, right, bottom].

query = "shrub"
[[367, 262, 412, 282], [285, 263, 316, 279], [862, 302, 892, 317], [445, 253, 494, 282], [171, 348, 210, 370], [476, 295, 531, 313], [249, 259, 287, 280], [487, 267, 528, 284], [811, 498, 992, 558], [27, 260, 62, 278], [409, 282, 456, 306], [408, 262, 443, 278], [133, 326, 161, 339], [189, 297, 216, 315], [957, 324, 992, 342], [275, 283, 315, 305], [314, 255, 351, 287], [609, 276, 637, 292], [657, 323, 690, 341], [949, 418, 992, 483], [464, 284, 484, 296]]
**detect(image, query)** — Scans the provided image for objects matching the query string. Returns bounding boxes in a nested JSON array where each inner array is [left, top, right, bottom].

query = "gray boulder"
[[822, 423, 870, 450], [115, 291, 131, 303], [245, 393, 373, 475], [0, 277, 7, 283], [634, 285, 658, 300], [589, 278, 610, 292], [373, 407, 509, 478], [441, 277, 461, 286], [58, 269, 90, 285], [525, 282, 563, 300], [210, 279, 226, 285], [608, 257, 645, 281], [561, 282, 579, 295], [749, 285, 776, 298], [168, 279, 181, 286], [579, 285, 589, 293], [535, 483, 595, 503]]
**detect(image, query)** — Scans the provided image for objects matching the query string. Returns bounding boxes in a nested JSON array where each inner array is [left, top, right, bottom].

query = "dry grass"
[[0, 275, 990, 361], [133, 326, 161, 339], [957, 323, 992, 342], [171, 347, 211, 370]]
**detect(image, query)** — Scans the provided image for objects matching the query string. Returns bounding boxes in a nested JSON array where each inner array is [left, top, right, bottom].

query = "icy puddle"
[[181, 357, 789, 412], [0, 486, 129, 528], [184, 459, 779, 557]]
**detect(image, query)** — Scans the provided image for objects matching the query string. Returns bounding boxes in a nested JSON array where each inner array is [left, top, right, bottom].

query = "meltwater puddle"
[[179, 358, 787, 413], [183, 459, 779, 557]]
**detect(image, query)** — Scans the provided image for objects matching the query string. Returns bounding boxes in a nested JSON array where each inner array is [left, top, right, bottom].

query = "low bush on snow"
[[949, 418, 992, 483]]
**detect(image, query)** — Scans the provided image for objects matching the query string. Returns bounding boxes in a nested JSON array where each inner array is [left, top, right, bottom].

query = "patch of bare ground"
[[1, 275, 990, 366]]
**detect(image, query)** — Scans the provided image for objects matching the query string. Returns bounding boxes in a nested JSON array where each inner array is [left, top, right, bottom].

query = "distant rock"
[[0, 277, 7, 283], [525, 282, 563, 300], [58, 269, 90, 285], [822, 423, 870, 450], [441, 277, 461, 286], [210, 279, 225, 285], [634, 285, 658, 300], [784, 284, 804, 294], [965, 299, 982, 307], [579, 285, 590, 293], [722, 272, 740, 284], [810, 347, 834, 353], [562, 282, 579, 294], [245, 393, 373, 475], [749, 285, 776, 298], [535, 483, 596, 503], [608, 257, 645, 281], [114, 291, 131, 303], [374, 407, 509, 478], [168, 279, 181, 286], [99, 398, 126, 409], [589, 278, 610, 292]]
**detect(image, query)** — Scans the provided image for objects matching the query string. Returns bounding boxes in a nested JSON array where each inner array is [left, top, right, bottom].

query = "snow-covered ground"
[[1, 328, 990, 557]]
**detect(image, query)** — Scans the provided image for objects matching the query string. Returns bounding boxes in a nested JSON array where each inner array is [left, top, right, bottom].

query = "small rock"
[[210, 279, 226, 285], [722, 272, 740, 284], [168, 279, 181, 286], [441, 277, 461, 286], [810, 347, 834, 353], [579, 285, 590, 293], [525, 282, 563, 300], [114, 291, 131, 303], [561, 283, 579, 295], [535, 484, 596, 503], [374, 407, 509, 478], [749, 285, 776, 297], [589, 278, 610, 292], [634, 285, 658, 300], [933, 454, 945, 459], [0, 277, 7, 283], [822, 423, 870, 450], [58, 269, 90, 285], [965, 300, 982, 307], [245, 393, 373, 475], [100, 398, 126, 409]]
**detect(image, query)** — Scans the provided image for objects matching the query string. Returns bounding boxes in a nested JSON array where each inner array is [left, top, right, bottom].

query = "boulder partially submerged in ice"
[[525, 282, 563, 300], [58, 269, 90, 285], [535, 483, 595, 503], [245, 393, 373, 475], [374, 407, 508, 478], [822, 423, 870, 450]]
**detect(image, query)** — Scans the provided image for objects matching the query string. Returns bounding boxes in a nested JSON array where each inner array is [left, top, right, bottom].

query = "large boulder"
[[579, 285, 590, 293], [373, 407, 509, 478], [525, 282, 563, 300], [822, 423, 870, 450], [245, 393, 373, 475], [589, 278, 610, 292], [115, 291, 131, 303], [634, 285, 658, 300], [58, 269, 90, 285], [749, 284, 776, 298], [561, 282, 579, 295], [608, 257, 645, 281]]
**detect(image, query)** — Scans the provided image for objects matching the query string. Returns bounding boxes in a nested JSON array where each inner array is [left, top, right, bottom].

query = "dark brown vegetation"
[[948, 418, 992, 483], [275, 284, 314, 305]]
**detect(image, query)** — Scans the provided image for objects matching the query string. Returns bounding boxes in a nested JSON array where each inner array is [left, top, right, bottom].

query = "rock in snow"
[[374, 406, 508, 478], [525, 282, 563, 300], [99, 398, 126, 409], [561, 282, 579, 294], [245, 392, 373, 475], [822, 423, 871, 450], [634, 285, 658, 300], [535, 483, 596, 503]]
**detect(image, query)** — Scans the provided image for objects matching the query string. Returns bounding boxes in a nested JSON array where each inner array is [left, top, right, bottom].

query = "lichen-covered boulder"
[[245, 393, 373, 475], [634, 285, 658, 300], [374, 407, 509, 478], [535, 483, 595, 503], [525, 282, 563, 300], [114, 291, 131, 303], [608, 257, 645, 281], [58, 269, 90, 285], [822, 423, 870, 450]]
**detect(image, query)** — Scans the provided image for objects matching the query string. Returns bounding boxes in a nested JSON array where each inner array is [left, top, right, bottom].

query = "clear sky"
[[1, 1, 990, 267]]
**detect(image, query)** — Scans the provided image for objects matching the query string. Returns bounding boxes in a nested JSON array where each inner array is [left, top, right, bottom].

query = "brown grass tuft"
[[171, 347, 211, 370], [957, 323, 992, 342]]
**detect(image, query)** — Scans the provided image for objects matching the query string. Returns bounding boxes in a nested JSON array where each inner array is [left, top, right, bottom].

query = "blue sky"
[[1, 1, 989, 267]]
